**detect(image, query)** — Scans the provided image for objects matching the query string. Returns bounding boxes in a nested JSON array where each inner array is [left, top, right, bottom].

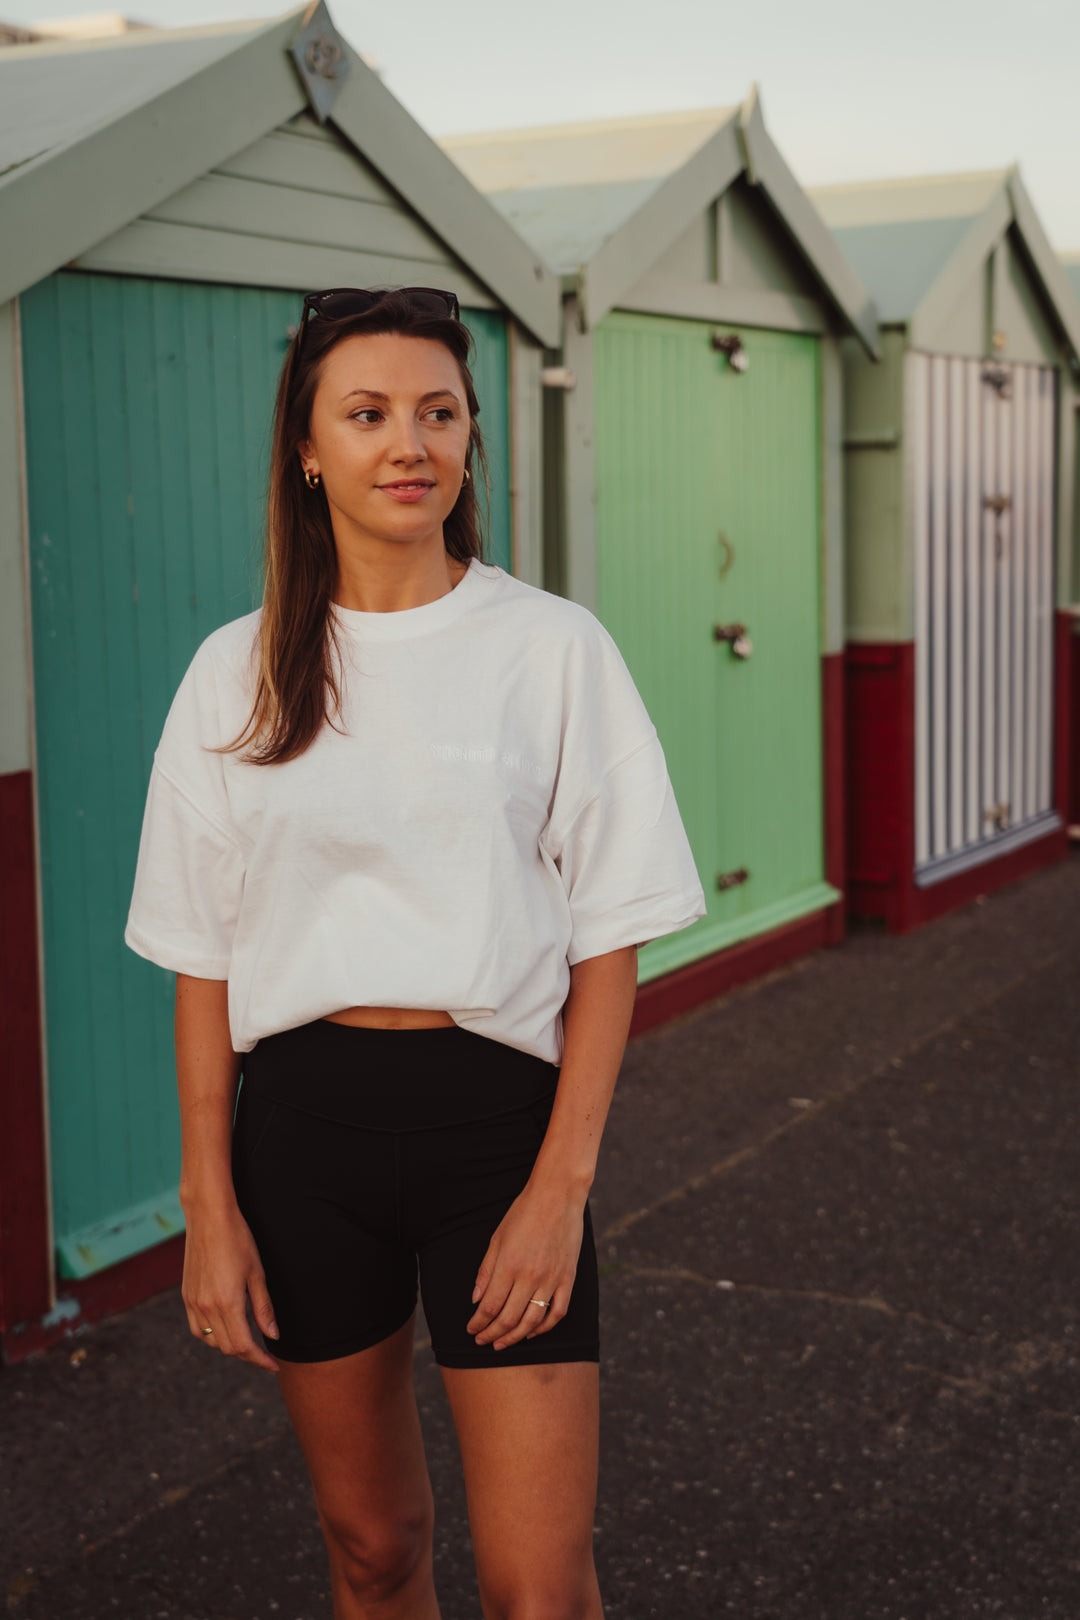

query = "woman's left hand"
[[467, 1176, 586, 1351]]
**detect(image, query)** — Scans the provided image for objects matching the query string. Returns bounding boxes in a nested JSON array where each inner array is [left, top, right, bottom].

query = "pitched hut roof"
[[442, 92, 879, 353], [810, 168, 1080, 363], [0, 5, 561, 343]]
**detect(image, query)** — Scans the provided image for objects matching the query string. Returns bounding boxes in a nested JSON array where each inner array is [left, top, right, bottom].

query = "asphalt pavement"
[[4, 852, 1078, 1619]]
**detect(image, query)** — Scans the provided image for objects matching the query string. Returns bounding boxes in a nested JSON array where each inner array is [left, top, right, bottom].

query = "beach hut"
[[442, 95, 879, 1028], [0, 3, 560, 1358], [809, 171, 1080, 931]]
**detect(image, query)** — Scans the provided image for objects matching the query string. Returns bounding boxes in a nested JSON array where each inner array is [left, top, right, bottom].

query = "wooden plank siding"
[[21, 272, 292, 1276], [21, 266, 514, 1278], [464, 309, 513, 572], [75, 112, 495, 309]]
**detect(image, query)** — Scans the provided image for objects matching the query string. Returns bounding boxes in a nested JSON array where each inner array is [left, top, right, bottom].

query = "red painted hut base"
[[848, 823, 1069, 934], [0, 770, 51, 1347], [1, 1236, 185, 1366], [631, 903, 843, 1038], [846, 612, 1074, 935], [1069, 617, 1080, 835]]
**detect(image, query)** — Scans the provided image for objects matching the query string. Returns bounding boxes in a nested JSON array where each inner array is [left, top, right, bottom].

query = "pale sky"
[[7, 0, 1080, 249]]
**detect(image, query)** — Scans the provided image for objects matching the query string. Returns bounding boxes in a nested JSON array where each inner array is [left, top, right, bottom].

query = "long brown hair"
[[225, 289, 490, 765]]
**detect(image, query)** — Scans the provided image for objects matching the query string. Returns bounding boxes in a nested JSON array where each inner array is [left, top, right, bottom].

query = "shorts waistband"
[[240, 1018, 559, 1132]]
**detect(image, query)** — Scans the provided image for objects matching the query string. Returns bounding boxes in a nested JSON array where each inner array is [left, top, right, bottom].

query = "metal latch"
[[982, 364, 1012, 399], [712, 622, 753, 658], [711, 332, 748, 373], [715, 867, 749, 892], [984, 494, 1011, 561]]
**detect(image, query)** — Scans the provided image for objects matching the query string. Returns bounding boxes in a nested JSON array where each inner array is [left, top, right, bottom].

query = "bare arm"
[[467, 943, 639, 1350], [175, 973, 280, 1371]]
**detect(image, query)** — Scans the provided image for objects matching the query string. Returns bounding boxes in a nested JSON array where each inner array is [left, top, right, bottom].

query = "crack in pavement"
[[604, 1265, 1080, 1428], [600, 944, 1068, 1247], [606, 1263, 977, 1340], [902, 1360, 1080, 1427]]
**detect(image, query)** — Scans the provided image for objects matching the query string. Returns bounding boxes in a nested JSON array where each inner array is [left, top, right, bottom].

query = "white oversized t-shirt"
[[124, 558, 707, 1064]]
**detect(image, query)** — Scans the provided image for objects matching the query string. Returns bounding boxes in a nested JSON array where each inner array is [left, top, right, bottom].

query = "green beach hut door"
[[21, 270, 512, 1281], [593, 311, 836, 980]]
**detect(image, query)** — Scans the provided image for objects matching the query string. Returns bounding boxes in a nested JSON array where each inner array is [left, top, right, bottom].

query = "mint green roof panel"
[[825, 216, 977, 323], [442, 109, 735, 274], [809, 171, 1007, 322], [473, 179, 659, 277]]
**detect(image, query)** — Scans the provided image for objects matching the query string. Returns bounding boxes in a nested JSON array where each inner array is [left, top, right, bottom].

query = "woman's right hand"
[[181, 1199, 281, 1372]]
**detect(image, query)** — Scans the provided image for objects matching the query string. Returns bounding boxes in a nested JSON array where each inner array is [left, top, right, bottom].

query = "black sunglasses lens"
[[311, 291, 379, 320], [304, 288, 459, 325], [405, 290, 460, 319]]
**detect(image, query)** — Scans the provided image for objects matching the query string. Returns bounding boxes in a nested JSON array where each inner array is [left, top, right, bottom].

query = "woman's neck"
[[332, 543, 468, 613]]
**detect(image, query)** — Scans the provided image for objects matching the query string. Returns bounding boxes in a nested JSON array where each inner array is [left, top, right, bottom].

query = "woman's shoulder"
[[184, 607, 263, 687], [480, 565, 616, 658], [195, 605, 262, 659], [163, 609, 263, 740]]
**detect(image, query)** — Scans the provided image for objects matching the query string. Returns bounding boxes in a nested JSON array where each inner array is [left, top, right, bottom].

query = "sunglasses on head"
[[295, 286, 461, 359]]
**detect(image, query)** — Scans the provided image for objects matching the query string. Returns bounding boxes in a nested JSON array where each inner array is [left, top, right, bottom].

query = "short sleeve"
[[124, 635, 248, 979], [540, 616, 707, 966]]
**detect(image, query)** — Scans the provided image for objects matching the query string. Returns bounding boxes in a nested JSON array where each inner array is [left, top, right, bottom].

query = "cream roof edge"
[[439, 106, 737, 195], [439, 105, 738, 149], [809, 168, 1012, 230], [0, 14, 270, 59]]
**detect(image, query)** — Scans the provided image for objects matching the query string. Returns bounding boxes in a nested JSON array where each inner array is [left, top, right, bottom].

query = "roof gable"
[[441, 91, 879, 355], [0, 4, 560, 344], [810, 169, 1080, 366]]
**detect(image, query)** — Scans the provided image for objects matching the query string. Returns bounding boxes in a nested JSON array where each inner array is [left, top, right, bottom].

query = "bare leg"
[[275, 1316, 441, 1620], [441, 1360, 603, 1620]]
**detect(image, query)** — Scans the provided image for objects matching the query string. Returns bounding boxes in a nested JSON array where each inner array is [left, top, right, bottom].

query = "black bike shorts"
[[231, 1018, 600, 1368]]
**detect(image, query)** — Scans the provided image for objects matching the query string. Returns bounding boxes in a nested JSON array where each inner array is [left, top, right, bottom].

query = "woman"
[[125, 286, 706, 1619]]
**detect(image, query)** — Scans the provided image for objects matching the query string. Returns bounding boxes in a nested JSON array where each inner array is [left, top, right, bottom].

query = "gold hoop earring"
[[304, 469, 321, 489], [461, 467, 471, 487]]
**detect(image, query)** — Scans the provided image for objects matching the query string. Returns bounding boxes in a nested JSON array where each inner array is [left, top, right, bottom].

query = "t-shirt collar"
[[329, 556, 490, 642]]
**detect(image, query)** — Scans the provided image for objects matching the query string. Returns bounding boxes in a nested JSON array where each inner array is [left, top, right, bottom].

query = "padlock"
[[732, 633, 752, 659]]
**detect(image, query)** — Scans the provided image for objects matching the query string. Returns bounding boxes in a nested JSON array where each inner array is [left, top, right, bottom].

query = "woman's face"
[[298, 331, 471, 550]]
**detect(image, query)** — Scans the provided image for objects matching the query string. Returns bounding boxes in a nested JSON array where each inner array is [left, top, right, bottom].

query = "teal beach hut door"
[[21, 270, 512, 1280], [593, 310, 837, 979]]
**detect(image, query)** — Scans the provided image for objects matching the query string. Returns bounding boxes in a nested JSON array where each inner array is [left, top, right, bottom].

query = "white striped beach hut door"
[[910, 353, 1058, 883]]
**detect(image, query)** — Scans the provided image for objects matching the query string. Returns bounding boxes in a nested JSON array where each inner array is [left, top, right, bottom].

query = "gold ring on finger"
[[201, 1326, 215, 1335], [529, 1298, 549, 1309]]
